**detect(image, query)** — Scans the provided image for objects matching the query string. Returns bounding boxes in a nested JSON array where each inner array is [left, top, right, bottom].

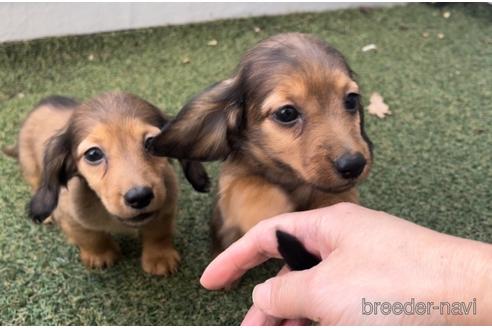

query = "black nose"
[[124, 187, 154, 209], [334, 152, 366, 179]]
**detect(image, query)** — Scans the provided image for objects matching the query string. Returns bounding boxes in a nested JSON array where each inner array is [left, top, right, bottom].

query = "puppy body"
[[11, 93, 209, 275], [212, 157, 359, 250], [150, 33, 373, 252], [17, 98, 74, 191]]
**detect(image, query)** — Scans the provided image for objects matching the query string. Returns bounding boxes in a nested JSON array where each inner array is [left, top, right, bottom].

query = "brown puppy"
[[5, 92, 209, 275], [150, 33, 373, 252]]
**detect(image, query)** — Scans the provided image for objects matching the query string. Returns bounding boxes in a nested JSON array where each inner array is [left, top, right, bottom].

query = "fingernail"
[[252, 281, 271, 309]]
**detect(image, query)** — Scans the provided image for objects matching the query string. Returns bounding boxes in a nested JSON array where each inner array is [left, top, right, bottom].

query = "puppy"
[[150, 33, 373, 252], [4, 92, 209, 275]]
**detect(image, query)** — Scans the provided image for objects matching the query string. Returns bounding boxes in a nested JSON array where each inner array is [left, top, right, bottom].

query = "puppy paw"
[[141, 248, 180, 276], [80, 246, 120, 269]]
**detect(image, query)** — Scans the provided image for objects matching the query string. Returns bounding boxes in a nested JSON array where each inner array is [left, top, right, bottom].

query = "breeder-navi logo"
[[362, 298, 477, 316]]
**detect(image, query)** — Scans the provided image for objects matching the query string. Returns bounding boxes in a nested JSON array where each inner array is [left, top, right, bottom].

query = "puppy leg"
[[58, 217, 120, 269], [140, 211, 180, 276], [210, 206, 242, 257], [215, 175, 295, 252]]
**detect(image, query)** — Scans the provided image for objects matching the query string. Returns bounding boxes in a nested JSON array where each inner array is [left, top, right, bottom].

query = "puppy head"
[[29, 92, 209, 225], [150, 33, 372, 192]]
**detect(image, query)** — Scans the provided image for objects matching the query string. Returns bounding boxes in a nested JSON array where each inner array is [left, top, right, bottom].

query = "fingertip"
[[200, 256, 238, 290], [199, 273, 209, 289], [200, 274, 221, 290], [252, 280, 272, 310], [200, 261, 221, 290]]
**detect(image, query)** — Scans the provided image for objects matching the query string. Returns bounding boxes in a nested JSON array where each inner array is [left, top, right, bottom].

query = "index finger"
[[200, 207, 336, 290]]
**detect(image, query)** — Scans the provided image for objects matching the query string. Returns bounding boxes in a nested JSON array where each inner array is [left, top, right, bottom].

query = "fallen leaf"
[[207, 39, 218, 47], [254, 26, 261, 33], [443, 11, 451, 18], [398, 24, 409, 31], [362, 44, 377, 52], [437, 32, 444, 39], [367, 92, 391, 119]]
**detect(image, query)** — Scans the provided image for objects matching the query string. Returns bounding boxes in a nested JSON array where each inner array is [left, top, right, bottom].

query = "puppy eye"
[[344, 93, 360, 112], [273, 105, 300, 124], [144, 137, 154, 152], [84, 147, 105, 164]]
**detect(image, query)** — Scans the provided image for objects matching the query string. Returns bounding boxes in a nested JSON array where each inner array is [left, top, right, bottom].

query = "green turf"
[[0, 3, 491, 325]]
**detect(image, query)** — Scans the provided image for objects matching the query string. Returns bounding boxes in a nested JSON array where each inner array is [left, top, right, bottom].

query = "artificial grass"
[[0, 3, 491, 325]]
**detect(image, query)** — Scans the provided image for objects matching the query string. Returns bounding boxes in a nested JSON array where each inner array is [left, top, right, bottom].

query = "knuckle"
[[331, 201, 357, 212], [254, 219, 270, 232]]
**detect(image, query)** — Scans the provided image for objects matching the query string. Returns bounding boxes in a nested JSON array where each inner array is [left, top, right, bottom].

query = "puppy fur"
[[6, 92, 210, 275], [150, 33, 374, 252]]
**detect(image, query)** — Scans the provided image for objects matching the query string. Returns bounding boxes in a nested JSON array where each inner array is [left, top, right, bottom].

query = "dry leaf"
[[443, 11, 451, 18], [207, 39, 218, 47], [254, 26, 261, 33], [362, 44, 377, 52], [367, 92, 391, 119]]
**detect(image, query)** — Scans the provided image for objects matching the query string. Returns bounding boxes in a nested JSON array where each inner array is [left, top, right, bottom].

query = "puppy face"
[[29, 92, 210, 225], [75, 116, 168, 226], [245, 69, 371, 192], [150, 33, 372, 192]]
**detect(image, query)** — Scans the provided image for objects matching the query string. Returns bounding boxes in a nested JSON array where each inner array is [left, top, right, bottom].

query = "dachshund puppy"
[[5, 92, 209, 275], [150, 33, 373, 252]]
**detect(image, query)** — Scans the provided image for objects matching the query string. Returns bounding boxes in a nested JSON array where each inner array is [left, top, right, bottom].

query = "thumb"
[[252, 269, 317, 320]]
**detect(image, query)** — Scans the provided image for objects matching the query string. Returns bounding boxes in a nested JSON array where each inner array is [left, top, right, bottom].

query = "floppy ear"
[[150, 78, 244, 161], [178, 159, 211, 193], [28, 131, 76, 223]]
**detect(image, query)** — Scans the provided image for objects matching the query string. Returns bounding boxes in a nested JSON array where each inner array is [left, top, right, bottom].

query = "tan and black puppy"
[[150, 33, 373, 252], [4, 92, 209, 275]]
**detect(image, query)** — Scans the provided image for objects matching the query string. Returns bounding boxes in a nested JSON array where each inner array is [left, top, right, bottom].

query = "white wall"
[[0, 3, 400, 43]]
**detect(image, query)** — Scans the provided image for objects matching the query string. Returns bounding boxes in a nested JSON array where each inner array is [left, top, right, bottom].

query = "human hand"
[[200, 203, 492, 325]]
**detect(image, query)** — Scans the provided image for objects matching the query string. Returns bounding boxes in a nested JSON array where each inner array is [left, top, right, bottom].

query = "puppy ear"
[[150, 78, 244, 161], [178, 159, 211, 193], [28, 131, 75, 223]]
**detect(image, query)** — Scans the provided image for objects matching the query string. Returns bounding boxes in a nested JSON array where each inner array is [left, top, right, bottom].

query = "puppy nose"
[[124, 187, 154, 209], [334, 152, 366, 179]]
